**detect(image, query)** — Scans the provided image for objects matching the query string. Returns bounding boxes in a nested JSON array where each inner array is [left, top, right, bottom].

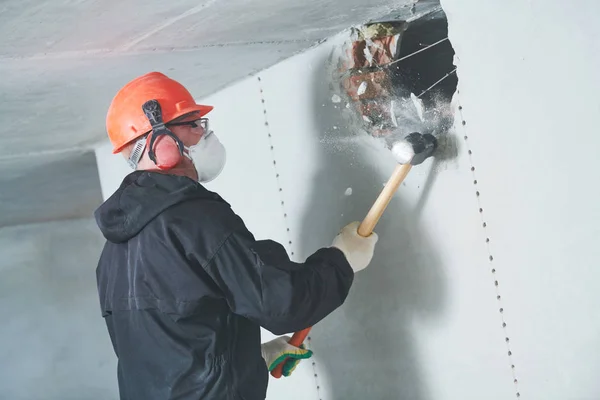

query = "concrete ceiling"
[[0, 0, 414, 228]]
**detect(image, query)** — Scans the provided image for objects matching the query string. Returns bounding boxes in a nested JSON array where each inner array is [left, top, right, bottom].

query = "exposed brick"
[[343, 34, 400, 70], [343, 70, 392, 101], [337, 22, 406, 138]]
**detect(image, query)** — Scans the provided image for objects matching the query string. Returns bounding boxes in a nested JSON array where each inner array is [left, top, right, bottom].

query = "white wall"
[[0, 218, 118, 399], [441, 0, 600, 398], [95, 3, 600, 397]]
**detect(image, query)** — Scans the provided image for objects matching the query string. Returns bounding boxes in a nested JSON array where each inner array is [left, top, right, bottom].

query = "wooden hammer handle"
[[271, 163, 413, 379], [358, 163, 412, 236]]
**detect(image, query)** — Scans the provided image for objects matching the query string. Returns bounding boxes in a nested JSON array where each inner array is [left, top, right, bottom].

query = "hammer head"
[[407, 132, 437, 165]]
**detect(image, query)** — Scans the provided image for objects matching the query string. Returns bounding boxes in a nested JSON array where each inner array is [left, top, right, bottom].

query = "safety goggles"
[[167, 117, 209, 133]]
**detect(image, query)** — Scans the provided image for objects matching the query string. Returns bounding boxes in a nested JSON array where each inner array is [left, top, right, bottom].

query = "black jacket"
[[94, 171, 354, 400]]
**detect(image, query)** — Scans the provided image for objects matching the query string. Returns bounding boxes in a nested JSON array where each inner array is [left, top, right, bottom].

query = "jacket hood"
[[94, 171, 223, 243]]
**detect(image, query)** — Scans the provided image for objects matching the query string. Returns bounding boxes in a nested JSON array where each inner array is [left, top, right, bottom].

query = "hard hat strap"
[[127, 136, 147, 169], [141, 99, 186, 165]]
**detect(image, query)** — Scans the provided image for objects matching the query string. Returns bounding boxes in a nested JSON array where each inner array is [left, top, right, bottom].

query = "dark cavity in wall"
[[392, 6, 457, 109]]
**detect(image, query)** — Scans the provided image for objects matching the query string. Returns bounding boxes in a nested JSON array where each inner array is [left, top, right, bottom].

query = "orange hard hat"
[[106, 72, 213, 154]]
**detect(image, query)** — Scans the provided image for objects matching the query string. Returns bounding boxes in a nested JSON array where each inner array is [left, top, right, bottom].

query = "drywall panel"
[[0, 218, 117, 399], [256, 34, 513, 400], [441, 0, 600, 398], [198, 78, 290, 245], [200, 76, 321, 400]]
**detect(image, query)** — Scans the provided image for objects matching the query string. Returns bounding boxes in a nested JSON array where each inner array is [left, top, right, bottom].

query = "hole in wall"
[[390, 3, 457, 127], [332, 0, 458, 151]]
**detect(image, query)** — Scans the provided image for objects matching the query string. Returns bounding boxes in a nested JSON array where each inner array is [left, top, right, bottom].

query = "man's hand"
[[261, 336, 313, 377], [331, 221, 378, 273]]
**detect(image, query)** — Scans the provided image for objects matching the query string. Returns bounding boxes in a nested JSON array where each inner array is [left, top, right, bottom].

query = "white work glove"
[[331, 221, 378, 273], [261, 336, 312, 377]]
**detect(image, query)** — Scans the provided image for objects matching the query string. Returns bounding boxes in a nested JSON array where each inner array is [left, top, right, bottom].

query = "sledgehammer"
[[270, 132, 437, 379]]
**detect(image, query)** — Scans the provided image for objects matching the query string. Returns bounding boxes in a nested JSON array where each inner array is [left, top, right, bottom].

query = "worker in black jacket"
[[95, 72, 378, 400]]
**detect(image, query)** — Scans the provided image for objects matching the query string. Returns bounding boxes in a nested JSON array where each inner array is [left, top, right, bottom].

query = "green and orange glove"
[[261, 336, 313, 377]]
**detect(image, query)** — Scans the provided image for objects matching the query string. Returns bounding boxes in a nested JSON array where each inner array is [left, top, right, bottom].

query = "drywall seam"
[[305, 333, 324, 399], [256, 75, 295, 256], [256, 74, 324, 399], [455, 95, 521, 398]]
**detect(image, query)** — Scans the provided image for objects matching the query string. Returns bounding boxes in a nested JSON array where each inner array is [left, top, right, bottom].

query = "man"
[[94, 72, 378, 399]]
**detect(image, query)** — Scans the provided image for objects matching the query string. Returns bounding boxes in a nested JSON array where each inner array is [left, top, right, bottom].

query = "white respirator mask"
[[183, 130, 226, 183]]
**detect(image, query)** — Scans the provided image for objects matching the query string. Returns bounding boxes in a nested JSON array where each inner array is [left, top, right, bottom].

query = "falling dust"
[[319, 85, 459, 172]]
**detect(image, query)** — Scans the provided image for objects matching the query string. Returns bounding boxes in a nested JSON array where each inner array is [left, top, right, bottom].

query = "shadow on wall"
[[297, 48, 448, 400]]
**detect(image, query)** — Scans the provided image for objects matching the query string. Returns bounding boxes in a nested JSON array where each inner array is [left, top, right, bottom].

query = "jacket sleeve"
[[204, 222, 355, 335]]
